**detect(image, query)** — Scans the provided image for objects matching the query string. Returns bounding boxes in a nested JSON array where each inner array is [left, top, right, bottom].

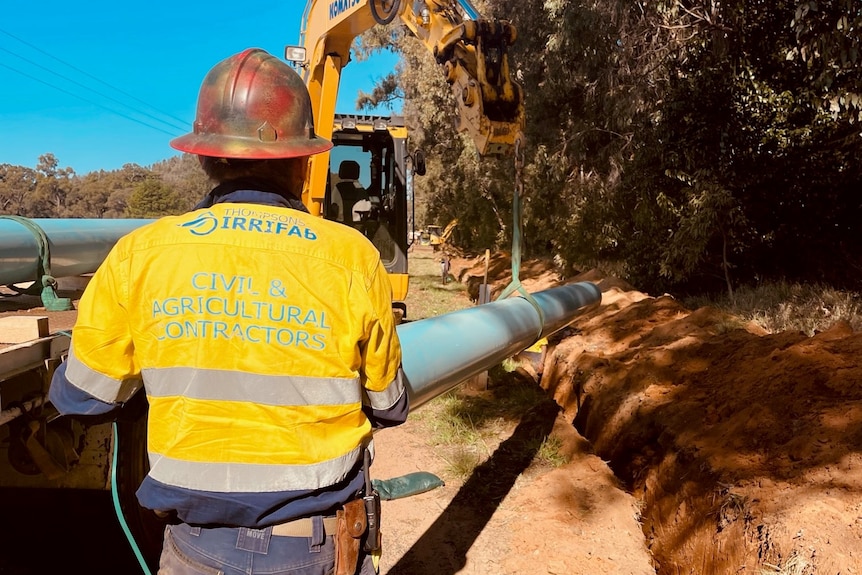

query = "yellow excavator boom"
[[287, 0, 524, 217]]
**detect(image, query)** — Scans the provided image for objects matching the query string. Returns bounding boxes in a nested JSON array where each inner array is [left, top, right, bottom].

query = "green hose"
[[111, 422, 153, 575]]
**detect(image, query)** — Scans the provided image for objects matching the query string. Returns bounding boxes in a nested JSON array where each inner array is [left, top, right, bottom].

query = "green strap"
[[0, 215, 73, 311], [495, 138, 545, 338]]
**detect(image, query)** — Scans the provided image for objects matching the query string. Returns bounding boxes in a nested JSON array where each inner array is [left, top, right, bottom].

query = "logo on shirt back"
[[179, 209, 318, 240], [180, 211, 219, 236]]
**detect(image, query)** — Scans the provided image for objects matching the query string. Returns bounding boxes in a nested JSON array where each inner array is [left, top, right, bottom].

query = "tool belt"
[[271, 516, 339, 537]]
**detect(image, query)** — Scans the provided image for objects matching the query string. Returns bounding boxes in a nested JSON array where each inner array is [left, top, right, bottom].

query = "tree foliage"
[[126, 178, 186, 218], [0, 155, 207, 221], [0, 164, 38, 215], [358, 0, 862, 294]]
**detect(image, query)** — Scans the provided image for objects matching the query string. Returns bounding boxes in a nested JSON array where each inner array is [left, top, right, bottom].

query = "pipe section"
[[0, 219, 152, 287], [397, 281, 602, 409]]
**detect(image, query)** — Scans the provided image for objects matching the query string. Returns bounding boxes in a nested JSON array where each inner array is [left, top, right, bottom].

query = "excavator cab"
[[324, 114, 413, 311]]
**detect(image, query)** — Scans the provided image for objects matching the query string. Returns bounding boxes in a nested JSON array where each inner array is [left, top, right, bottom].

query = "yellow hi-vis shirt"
[[64, 203, 404, 494]]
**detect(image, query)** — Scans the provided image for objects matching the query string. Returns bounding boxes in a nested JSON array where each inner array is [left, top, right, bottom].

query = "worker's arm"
[[48, 243, 142, 417], [363, 366, 409, 428], [360, 260, 409, 429]]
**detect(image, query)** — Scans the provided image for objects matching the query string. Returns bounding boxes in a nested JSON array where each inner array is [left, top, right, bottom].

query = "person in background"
[[441, 255, 451, 284], [49, 48, 409, 575]]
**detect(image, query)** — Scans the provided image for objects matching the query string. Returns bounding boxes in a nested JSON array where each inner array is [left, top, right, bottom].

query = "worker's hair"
[[198, 156, 307, 198]]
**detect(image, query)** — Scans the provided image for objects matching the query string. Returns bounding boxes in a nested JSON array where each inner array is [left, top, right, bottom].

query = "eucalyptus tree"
[[31, 153, 75, 217], [0, 164, 38, 215], [125, 177, 185, 218]]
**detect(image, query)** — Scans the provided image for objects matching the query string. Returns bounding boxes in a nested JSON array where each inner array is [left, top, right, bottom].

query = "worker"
[[48, 48, 408, 575], [441, 256, 451, 284]]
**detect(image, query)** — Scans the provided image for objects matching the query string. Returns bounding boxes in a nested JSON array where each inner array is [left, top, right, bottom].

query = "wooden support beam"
[[0, 316, 49, 344]]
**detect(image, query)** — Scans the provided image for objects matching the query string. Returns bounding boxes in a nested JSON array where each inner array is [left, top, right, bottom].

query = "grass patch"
[[415, 392, 484, 447], [443, 449, 483, 481], [535, 435, 568, 468], [759, 551, 813, 575], [404, 246, 471, 320], [413, 368, 568, 481], [684, 281, 862, 336]]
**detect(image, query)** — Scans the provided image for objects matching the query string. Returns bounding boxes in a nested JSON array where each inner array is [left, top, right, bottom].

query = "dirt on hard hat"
[[372, 248, 862, 575]]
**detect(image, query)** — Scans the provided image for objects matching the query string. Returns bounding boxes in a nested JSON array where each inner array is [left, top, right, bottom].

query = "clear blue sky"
[[0, 1, 400, 175]]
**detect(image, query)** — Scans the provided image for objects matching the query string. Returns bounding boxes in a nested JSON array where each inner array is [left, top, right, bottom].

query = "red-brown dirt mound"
[[568, 283, 862, 571]]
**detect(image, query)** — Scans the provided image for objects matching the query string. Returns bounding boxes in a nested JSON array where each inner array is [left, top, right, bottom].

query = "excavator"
[[428, 218, 459, 251], [285, 0, 525, 315]]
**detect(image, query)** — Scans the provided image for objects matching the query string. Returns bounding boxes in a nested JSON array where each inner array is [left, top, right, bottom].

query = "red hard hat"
[[171, 48, 332, 159]]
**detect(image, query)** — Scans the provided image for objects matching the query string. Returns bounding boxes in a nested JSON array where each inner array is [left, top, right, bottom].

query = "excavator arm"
[[286, 0, 524, 217]]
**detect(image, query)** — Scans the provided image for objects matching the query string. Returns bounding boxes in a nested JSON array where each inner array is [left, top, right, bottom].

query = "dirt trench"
[[447, 253, 862, 575]]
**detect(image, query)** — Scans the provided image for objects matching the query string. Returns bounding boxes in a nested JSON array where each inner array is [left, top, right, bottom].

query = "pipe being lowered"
[[0, 218, 152, 287], [397, 281, 602, 409]]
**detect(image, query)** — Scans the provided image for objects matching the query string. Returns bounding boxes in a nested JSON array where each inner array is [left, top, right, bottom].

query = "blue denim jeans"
[[158, 522, 377, 575]]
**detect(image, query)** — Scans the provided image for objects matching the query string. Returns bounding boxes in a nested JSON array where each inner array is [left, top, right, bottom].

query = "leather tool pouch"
[[334, 498, 367, 575]]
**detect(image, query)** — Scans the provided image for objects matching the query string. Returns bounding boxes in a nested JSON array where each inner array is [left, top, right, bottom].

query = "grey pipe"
[[0, 218, 602, 413], [397, 281, 602, 409], [0, 218, 152, 287]]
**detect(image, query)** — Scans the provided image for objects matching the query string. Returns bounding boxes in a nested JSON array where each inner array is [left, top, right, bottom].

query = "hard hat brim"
[[170, 132, 333, 159]]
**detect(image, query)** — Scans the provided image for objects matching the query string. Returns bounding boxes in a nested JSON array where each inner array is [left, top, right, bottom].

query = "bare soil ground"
[[4, 249, 862, 574], [373, 247, 862, 575]]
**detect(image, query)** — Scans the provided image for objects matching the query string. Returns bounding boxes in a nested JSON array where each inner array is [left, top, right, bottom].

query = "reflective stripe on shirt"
[[364, 369, 407, 410], [64, 348, 142, 404], [142, 366, 363, 405], [147, 442, 368, 492]]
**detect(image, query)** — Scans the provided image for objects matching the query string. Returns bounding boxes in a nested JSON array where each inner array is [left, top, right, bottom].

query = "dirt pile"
[[446, 252, 862, 574]]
